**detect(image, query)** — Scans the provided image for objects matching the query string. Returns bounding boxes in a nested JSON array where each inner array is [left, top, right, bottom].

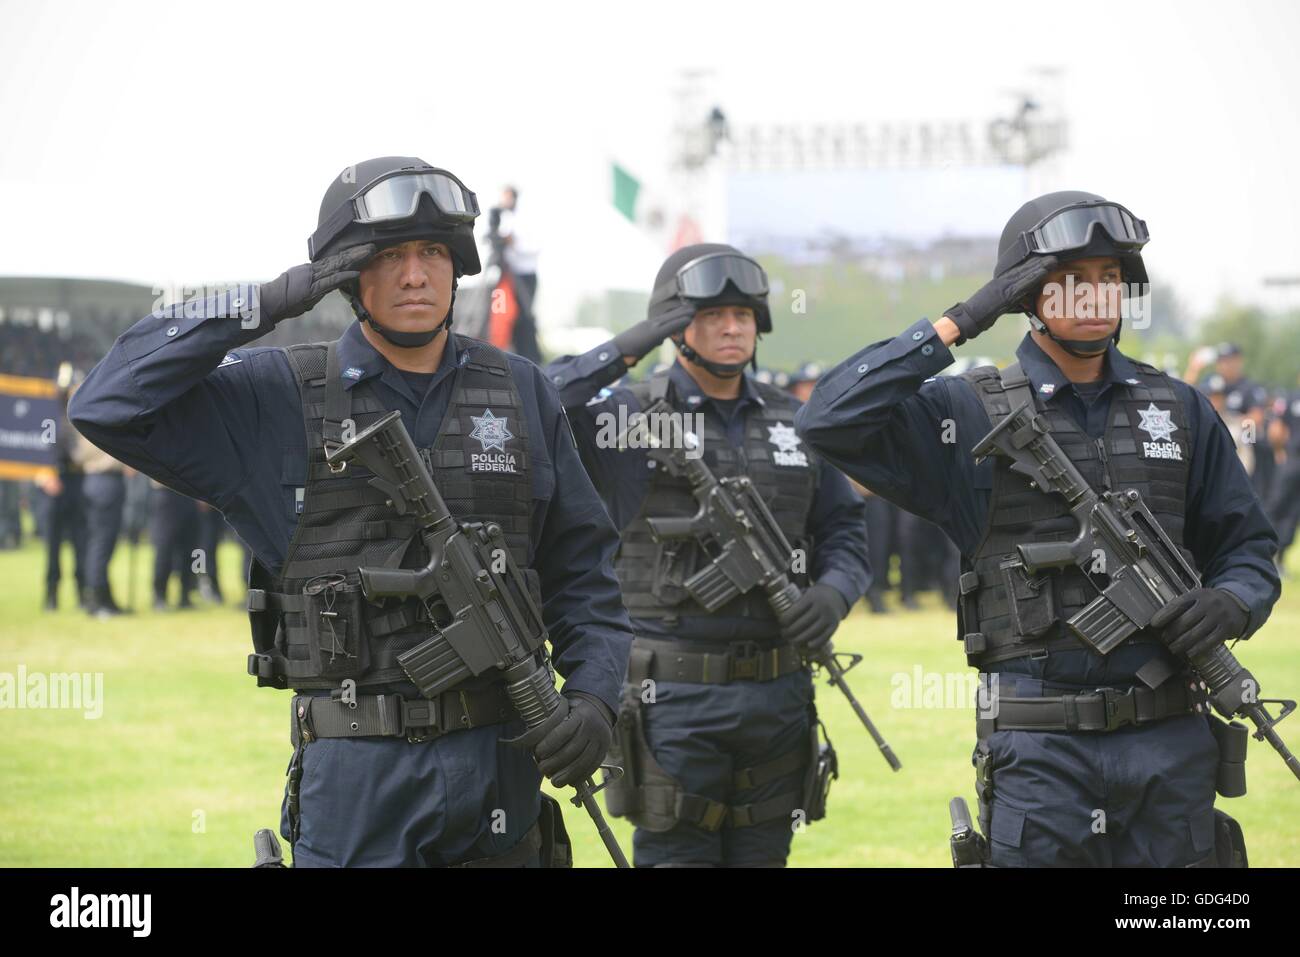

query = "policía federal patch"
[[767, 421, 809, 467], [1135, 402, 1183, 460], [468, 408, 518, 473]]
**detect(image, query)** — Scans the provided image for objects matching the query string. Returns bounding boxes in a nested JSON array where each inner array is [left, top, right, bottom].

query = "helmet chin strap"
[[674, 335, 757, 378], [1026, 310, 1117, 359], [348, 279, 458, 348]]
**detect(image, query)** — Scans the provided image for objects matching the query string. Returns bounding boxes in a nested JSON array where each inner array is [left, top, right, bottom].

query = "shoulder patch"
[[218, 353, 242, 368], [342, 366, 363, 380]]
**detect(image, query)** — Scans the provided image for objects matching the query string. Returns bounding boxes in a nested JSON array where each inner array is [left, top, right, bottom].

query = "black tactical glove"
[[255, 243, 377, 325], [944, 255, 1060, 344], [778, 583, 849, 655], [1149, 587, 1250, 659], [532, 692, 614, 789], [611, 299, 697, 361]]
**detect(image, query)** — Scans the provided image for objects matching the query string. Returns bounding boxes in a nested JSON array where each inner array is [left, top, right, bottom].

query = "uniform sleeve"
[[807, 461, 872, 607], [67, 290, 278, 510], [545, 339, 629, 410], [528, 371, 634, 714], [544, 342, 651, 531], [794, 318, 978, 527], [1179, 383, 1281, 638]]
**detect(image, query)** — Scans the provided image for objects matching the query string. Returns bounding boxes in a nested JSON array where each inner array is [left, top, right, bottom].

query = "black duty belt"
[[977, 677, 1202, 735], [291, 684, 514, 746], [630, 636, 804, 684]]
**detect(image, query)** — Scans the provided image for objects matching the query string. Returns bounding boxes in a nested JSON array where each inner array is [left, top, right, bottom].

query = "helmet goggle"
[[309, 167, 480, 259], [1003, 201, 1149, 271], [669, 252, 770, 300]]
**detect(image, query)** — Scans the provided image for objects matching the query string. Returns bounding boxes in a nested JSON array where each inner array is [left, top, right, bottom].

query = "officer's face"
[[358, 240, 455, 332], [1034, 256, 1123, 337], [683, 305, 756, 366]]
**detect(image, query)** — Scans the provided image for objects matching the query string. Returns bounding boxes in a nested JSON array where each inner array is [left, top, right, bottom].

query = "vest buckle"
[[323, 440, 347, 473]]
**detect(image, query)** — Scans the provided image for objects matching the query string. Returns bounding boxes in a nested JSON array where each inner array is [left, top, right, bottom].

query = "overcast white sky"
[[2, 0, 1298, 328]]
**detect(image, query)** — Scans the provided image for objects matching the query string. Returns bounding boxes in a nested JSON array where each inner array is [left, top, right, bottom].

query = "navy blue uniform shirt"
[[69, 292, 633, 712], [546, 341, 871, 642], [794, 319, 1281, 684]]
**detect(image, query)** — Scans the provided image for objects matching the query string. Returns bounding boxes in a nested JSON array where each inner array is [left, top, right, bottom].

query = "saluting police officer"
[[547, 243, 870, 867], [796, 192, 1280, 867], [71, 156, 633, 867]]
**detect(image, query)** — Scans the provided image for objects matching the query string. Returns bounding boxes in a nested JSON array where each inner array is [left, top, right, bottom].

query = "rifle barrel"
[[822, 656, 901, 771], [572, 779, 631, 868]]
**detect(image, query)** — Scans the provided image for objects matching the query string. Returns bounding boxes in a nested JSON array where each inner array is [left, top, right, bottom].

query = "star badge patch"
[[469, 409, 514, 452], [1137, 403, 1178, 443], [767, 422, 803, 453]]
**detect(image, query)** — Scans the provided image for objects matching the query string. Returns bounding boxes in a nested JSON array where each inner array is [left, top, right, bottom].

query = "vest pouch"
[[1208, 714, 1249, 798], [302, 573, 371, 680], [649, 541, 693, 608], [802, 713, 837, 823], [1000, 559, 1057, 638]]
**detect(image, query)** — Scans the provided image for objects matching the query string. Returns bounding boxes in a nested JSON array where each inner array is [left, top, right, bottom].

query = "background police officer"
[[73, 426, 130, 618], [37, 375, 87, 611], [796, 192, 1280, 867], [70, 156, 633, 867], [547, 243, 870, 867]]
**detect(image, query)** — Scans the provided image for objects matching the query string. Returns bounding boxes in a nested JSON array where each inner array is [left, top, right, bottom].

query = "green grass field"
[[2, 537, 1298, 867]]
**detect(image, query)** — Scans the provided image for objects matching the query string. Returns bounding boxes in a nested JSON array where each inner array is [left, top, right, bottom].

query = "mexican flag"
[[612, 162, 641, 222]]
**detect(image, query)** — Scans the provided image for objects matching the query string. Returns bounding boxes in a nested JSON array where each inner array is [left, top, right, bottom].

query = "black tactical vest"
[[956, 360, 1192, 668], [615, 372, 819, 622], [246, 334, 540, 691]]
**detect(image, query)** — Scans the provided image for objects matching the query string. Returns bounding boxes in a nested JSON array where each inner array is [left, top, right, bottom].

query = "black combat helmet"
[[995, 190, 1151, 356], [310, 156, 482, 347], [650, 242, 772, 376]]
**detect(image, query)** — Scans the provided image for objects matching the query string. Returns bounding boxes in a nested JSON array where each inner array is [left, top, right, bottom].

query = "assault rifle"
[[325, 410, 630, 866], [972, 398, 1300, 782], [622, 401, 901, 771]]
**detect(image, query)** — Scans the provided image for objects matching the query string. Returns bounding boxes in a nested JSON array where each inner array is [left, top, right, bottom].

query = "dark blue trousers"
[[83, 472, 125, 592], [40, 476, 86, 595], [633, 669, 813, 867], [280, 722, 543, 867], [981, 678, 1219, 867], [149, 486, 198, 601]]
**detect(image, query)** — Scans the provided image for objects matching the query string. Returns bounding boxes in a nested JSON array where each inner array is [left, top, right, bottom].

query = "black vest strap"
[[322, 339, 349, 452]]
